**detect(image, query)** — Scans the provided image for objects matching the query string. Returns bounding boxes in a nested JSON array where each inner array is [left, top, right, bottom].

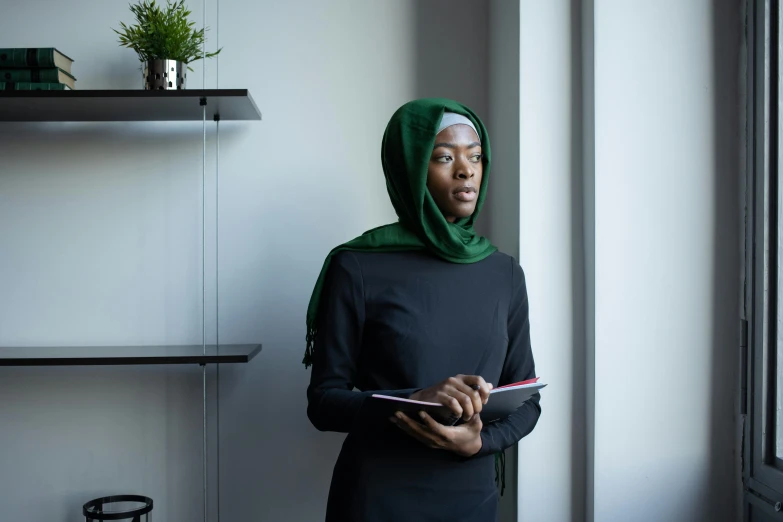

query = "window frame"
[[745, 0, 783, 517]]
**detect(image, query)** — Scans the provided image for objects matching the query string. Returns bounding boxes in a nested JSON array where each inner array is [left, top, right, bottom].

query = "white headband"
[[436, 112, 479, 138]]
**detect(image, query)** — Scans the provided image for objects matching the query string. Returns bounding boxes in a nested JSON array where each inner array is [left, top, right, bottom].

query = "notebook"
[[370, 378, 546, 425]]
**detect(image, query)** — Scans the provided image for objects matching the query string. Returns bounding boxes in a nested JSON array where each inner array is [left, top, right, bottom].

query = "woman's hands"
[[391, 374, 492, 457], [392, 409, 484, 457], [409, 374, 493, 421]]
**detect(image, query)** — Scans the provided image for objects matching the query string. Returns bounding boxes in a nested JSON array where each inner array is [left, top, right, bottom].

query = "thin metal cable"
[[215, 0, 221, 518], [201, 0, 208, 516], [202, 0, 206, 88], [202, 364, 208, 522], [201, 0, 207, 360], [215, 121, 221, 521], [216, 0, 220, 89], [201, 106, 208, 522]]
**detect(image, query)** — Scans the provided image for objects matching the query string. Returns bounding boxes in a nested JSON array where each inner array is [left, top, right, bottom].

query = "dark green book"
[[0, 81, 71, 90], [0, 68, 75, 89], [0, 48, 73, 74]]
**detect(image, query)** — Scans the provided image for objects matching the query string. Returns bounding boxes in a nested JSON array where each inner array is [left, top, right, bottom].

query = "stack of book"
[[0, 48, 75, 90]]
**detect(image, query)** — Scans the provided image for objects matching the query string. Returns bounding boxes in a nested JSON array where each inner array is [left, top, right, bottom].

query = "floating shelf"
[[0, 89, 262, 122], [0, 344, 262, 366]]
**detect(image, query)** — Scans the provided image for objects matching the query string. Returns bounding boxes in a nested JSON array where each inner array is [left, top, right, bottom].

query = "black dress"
[[307, 250, 541, 522]]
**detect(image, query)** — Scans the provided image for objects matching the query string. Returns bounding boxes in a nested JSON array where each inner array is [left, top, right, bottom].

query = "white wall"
[[487, 0, 521, 260], [487, 2, 522, 520], [517, 0, 742, 521], [591, 1, 740, 520], [0, 1, 492, 521], [518, 2, 585, 521], [0, 2, 212, 520]]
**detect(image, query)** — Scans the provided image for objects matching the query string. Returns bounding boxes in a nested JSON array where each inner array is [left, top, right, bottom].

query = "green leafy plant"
[[113, 0, 221, 70]]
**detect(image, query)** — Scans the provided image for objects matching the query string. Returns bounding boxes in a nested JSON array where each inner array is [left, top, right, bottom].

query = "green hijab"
[[302, 98, 497, 368]]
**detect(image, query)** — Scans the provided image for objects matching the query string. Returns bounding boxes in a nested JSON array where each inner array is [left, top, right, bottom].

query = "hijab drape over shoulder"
[[303, 98, 496, 368]]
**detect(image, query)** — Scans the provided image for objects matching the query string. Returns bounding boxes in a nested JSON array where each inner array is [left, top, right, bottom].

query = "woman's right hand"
[[408, 375, 493, 422]]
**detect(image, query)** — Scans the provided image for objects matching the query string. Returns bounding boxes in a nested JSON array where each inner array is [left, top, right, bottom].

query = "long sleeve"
[[306, 252, 417, 433], [474, 259, 541, 457]]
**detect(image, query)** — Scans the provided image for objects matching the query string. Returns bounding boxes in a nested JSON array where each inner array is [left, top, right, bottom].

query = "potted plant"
[[113, 0, 221, 90]]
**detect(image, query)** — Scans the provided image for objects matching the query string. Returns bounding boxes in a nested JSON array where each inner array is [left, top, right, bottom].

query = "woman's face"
[[426, 124, 483, 223]]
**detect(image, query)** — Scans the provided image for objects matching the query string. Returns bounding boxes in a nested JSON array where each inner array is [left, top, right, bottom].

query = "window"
[[745, 0, 783, 519]]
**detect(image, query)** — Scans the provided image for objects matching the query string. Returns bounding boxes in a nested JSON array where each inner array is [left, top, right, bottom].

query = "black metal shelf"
[[0, 89, 262, 122], [0, 344, 261, 366]]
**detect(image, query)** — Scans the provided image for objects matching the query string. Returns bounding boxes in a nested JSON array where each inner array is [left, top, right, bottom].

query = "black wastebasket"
[[83, 495, 153, 522]]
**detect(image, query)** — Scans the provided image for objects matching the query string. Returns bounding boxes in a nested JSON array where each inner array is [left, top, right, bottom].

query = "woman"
[[305, 98, 541, 522]]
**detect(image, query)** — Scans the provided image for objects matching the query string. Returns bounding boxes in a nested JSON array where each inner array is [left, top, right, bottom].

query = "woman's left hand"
[[391, 410, 483, 457]]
